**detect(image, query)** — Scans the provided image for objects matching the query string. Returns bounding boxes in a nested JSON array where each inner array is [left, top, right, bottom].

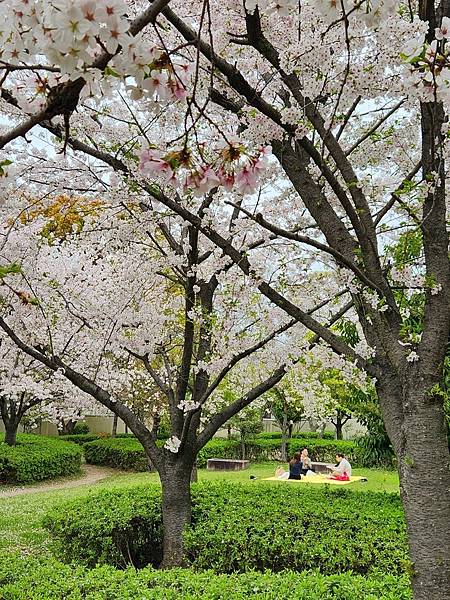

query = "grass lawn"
[[0, 462, 399, 559]]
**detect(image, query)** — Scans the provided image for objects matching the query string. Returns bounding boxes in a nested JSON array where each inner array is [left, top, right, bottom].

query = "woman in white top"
[[329, 452, 352, 477]]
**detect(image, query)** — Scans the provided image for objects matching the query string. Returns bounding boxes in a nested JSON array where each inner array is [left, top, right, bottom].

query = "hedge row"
[[44, 482, 409, 575], [0, 434, 83, 484], [83, 436, 362, 471], [83, 437, 153, 471], [257, 431, 335, 440], [60, 433, 107, 445], [59, 432, 137, 445], [197, 438, 359, 467], [63, 431, 335, 446], [0, 554, 411, 600]]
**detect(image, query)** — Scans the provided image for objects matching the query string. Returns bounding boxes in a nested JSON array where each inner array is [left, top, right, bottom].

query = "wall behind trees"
[[0, 416, 128, 437]]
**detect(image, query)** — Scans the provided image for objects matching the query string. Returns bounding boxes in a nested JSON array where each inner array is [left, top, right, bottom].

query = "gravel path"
[[0, 464, 119, 498]]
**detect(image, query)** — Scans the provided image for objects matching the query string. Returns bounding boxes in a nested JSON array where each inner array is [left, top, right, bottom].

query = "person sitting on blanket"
[[288, 452, 303, 480], [275, 466, 289, 479], [327, 453, 352, 481], [300, 448, 313, 475]]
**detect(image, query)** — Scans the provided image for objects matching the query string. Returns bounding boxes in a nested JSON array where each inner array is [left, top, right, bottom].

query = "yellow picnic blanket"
[[264, 475, 366, 486]]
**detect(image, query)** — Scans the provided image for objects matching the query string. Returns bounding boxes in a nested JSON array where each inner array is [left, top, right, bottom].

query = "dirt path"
[[0, 464, 119, 498]]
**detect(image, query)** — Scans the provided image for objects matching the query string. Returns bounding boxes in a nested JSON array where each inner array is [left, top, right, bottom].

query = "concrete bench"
[[311, 461, 333, 474], [207, 458, 250, 471]]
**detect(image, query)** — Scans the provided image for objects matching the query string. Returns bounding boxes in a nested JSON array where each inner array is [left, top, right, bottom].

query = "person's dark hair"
[[290, 451, 302, 465], [336, 452, 345, 458]]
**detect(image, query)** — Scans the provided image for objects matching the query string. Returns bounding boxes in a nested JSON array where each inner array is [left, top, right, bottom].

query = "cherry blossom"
[[164, 435, 182, 453], [435, 16, 450, 40]]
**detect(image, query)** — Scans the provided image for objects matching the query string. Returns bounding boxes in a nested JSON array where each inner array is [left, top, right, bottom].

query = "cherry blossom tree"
[[0, 341, 103, 445], [0, 1, 449, 597], [0, 187, 344, 565]]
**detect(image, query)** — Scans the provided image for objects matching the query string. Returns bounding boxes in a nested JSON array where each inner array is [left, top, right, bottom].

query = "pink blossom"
[[235, 166, 259, 194], [185, 166, 221, 196], [94, 0, 127, 22], [170, 82, 188, 101], [142, 70, 170, 100], [425, 40, 438, 62], [139, 149, 174, 182], [99, 15, 129, 54], [217, 166, 235, 190], [435, 17, 450, 41], [252, 145, 272, 172]]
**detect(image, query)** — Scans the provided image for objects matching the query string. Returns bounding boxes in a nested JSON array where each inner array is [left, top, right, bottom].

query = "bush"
[[357, 432, 396, 468], [0, 554, 411, 600], [197, 437, 362, 467], [84, 437, 152, 471], [72, 421, 90, 435], [0, 434, 83, 484], [288, 438, 361, 464], [257, 431, 335, 440], [61, 432, 138, 445], [60, 433, 108, 445], [196, 439, 240, 467], [44, 482, 409, 576], [85, 436, 364, 470]]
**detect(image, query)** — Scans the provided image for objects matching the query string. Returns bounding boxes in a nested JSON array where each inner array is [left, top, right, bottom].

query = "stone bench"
[[311, 461, 334, 474], [207, 458, 250, 471]]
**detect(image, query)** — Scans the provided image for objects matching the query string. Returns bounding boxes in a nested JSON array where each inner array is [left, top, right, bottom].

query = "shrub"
[[357, 432, 396, 468], [257, 431, 335, 440], [72, 421, 90, 435], [197, 437, 362, 467], [0, 554, 411, 599], [60, 433, 137, 445], [44, 482, 409, 576], [85, 436, 364, 470], [197, 439, 240, 467], [83, 437, 152, 471], [288, 438, 361, 464], [0, 434, 83, 484], [60, 433, 108, 445]]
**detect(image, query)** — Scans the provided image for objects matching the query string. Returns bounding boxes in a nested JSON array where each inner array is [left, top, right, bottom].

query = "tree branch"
[[225, 199, 383, 293], [0, 0, 173, 150], [0, 317, 162, 466]]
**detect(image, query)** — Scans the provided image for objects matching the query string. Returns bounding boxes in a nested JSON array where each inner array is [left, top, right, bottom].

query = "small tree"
[[228, 406, 264, 460], [266, 386, 305, 460]]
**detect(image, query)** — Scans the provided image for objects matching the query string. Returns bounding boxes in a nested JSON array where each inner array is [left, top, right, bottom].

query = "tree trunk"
[[241, 438, 246, 461], [59, 419, 77, 435], [319, 423, 326, 439], [281, 411, 288, 461], [112, 414, 118, 437], [4, 421, 19, 446], [335, 411, 344, 440], [159, 461, 193, 568], [378, 378, 450, 600]]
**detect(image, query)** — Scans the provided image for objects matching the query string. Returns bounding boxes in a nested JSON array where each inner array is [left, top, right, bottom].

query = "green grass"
[[0, 463, 399, 558]]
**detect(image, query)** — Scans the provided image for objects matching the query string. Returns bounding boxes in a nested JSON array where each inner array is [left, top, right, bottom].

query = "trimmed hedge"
[[0, 554, 411, 599], [60, 432, 138, 445], [72, 421, 90, 435], [83, 436, 152, 471], [258, 431, 335, 440], [83, 436, 363, 471], [59, 433, 107, 445], [0, 434, 83, 484], [44, 482, 409, 575], [197, 437, 362, 467]]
